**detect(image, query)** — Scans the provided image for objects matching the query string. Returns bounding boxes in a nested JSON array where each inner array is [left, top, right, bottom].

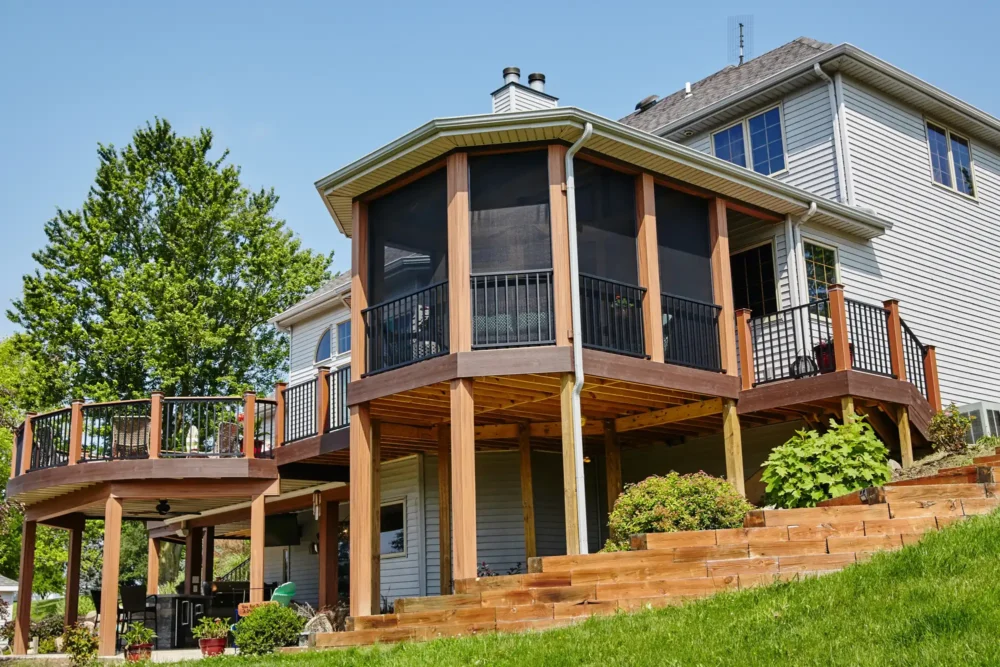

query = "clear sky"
[[2, 0, 997, 337]]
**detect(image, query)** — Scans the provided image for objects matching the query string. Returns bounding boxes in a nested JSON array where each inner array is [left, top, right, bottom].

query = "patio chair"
[[119, 584, 156, 629], [217, 421, 241, 455], [271, 582, 296, 607], [111, 416, 151, 459]]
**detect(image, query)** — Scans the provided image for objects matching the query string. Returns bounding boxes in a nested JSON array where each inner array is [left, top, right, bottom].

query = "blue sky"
[[1, 0, 997, 337]]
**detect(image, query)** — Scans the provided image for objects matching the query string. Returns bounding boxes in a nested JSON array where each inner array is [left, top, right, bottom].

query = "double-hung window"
[[712, 107, 786, 176], [337, 321, 351, 354], [926, 122, 975, 197], [802, 242, 838, 304]]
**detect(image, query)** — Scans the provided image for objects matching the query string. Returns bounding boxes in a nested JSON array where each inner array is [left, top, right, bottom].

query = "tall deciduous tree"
[[8, 118, 330, 403]]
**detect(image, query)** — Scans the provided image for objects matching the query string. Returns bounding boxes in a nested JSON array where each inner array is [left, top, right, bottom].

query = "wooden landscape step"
[[883, 483, 993, 502]]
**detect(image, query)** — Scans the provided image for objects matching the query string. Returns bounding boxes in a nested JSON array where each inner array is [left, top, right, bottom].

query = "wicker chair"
[[217, 422, 241, 455], [111, 416, 151, 459]]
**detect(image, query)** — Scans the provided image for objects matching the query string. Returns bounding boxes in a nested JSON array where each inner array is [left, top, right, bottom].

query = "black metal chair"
[[118, 585, 157, 648]]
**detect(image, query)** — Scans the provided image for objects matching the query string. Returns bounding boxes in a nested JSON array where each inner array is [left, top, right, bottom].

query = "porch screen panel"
[[655, 186, 713, 303], [574, 159, 638, 285], [368, 167, 449, 304]]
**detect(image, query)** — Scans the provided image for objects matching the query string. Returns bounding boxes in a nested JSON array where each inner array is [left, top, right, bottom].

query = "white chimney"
[[503, 67, 521, 85], [684, 82, 692, 98], [528, 73, 545, 92], [492, 67, 558, 113]]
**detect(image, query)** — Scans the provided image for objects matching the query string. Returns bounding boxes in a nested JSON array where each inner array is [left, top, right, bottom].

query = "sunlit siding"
[[378, 456, 424, 605], [263, 511, 320, 608], [287, 303, 351, 385]]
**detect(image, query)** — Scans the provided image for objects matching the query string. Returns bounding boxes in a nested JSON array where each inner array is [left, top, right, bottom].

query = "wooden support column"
[[243, 392, 256, 459], [20, 413, 35, 476], [437, 425, 452, 594], [447, 152, 471, 353], [636, 173, 663, 362], [98, 496, 122, 657], [149, 392, 163, 459], [898, 405, 914, 469], [348, 402, 373, 617], [829, 285, 851, 372], [603, 421, 622, 511], [68, 400, 83, 465], [709, 198, 737, 376], [12, 520, 36, 655], [318, 500, 340, 609], [559, 373, 581, 555], [201, 526, 215, 587], [924, 346, 942, 411], [184, 526, 203, 595], [351, 201, 369, 381], [64, 521, 83, 627], [735, 308, 754, 391], [249, 493, 266, 603], [548, 144, 572, 347], [450, 378, 477, 580], [370, 420, 381, 615], [274, 382, 287, 447], [147, 538, 161, 596], [841, 396, 856, 424], [722, 399, 746, 497], [884, 299, 906, 381], [317, 367, 331, 433], [518, 424, 537, 560]]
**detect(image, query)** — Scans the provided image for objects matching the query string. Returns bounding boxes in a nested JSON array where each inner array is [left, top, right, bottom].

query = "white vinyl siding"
[[264, 511, 320, 608], [287, 304, 351, 385], [376, 457, 423, 604]]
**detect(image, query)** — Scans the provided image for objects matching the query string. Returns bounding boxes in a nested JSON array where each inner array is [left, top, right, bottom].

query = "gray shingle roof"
[[621, 37, 834, 133], [0, 574, 16, 588]]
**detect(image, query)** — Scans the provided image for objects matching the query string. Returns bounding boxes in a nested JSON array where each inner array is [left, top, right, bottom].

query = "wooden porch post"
[[883, 299, 906, 381], [603, 420, 623, 511], [68, 400, 83, 465], [274, 382, 287, 448], [184, 527, 203, 595], [348, 402, 373, 617], [146, 537, 161, 596], [828, 285, 851, 372], [98, 496, 122, 657], [709, 199, 737, 376], [559, 373, 581, 555], [735, 308, 754, 391], [64, 520, 83, 627], [898, 406, 914, 469], [518, 424, 537, 560], [450, 379, 477, 580], [318, 500, 340, 609], [351, 200, 369, 382], [924, 345, 942, 411], [201, 526, 215, 587], [370, 420, 382, 615], [149, 392, 163, 459], [243, 392, 256, 459], [12, 519, 36, 655], [548, 144, 572, 347], [317, 367, 331, 433], [636, 173, 663, 362], [722, 400, 746, 497], [437, 425, 452, 594], [249, 494, 266, 603], [20, 413, 35, 476], [841, 396, 856, 424], [447, 151, 471, 353]]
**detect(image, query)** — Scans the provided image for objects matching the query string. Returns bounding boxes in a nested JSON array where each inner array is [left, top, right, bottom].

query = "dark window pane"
[[951, 135, 975, 196], [337, 322, 351, 354], [380, 502, 405, 555], [927, 124, 952, 188], [574, 159, 638, 285], [655, 186, 713, 302], [749, 108, 785, 175], [470, 151, 551, 273], [316, 329, 331, 362], [713, 124, 746, 167], [729, 244, 777, 316]]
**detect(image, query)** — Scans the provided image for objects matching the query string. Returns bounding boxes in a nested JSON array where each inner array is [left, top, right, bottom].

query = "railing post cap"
[[244, 390, 257, 397], [735, 307, 752, 316], [828, 284, 845, 292], [924, 344, 936, 351], [882, 298, 900, 306], [151, 390, 164, 396], [71, 398, 85, 405]]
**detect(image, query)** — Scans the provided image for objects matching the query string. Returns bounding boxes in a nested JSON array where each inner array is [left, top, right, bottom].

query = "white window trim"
[[711, 104, 789, 178], [379, 498, 407, 560], [923, 119, 978, 200], [336, 321, 352, 358], [314, 327, 333, 366], [313, 317, 352, 369], [730, 238, 781, 319], [800, 238, 841, 284]]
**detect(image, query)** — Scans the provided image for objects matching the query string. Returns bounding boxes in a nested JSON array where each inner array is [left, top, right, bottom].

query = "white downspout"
[[784, 215, 800, 310], [833, 72, 856, 206], [793, 202, 818, 307], [813, 64, 847, 204], [565, 122, 593, 555]]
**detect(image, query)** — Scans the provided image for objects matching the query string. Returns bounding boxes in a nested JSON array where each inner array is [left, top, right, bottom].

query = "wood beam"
[[274, 382, 287, 448], [243, 392, 257, 459], [549, 144, 572, 347], [68, 400, 83, 465], [924, 345, 941, 411], [447, 152, 471, 353], [370, 420, 381, 615], [437, 425, 452, 595], [614, 398, 724, 433], [349, 403, 373, 617], [636, 172, 663, 362], [20, 413, 35, 476], [249, 494, 266, 603], [147, 537, 161, 596], [898, 405, 914, 469], [319, 500, 339, 609], [185, 526, 203, 595], [201, 526, 215, 587], [451, 378, 477, 580], [98, 496, 122, 657], [149, 392, 163, 459], [24, 484, 111, 523], [559, 373, 581, 556], [351, 200, 369, 381], [736, 308, 754, 391], [722, 399, 746, 497], [317, 367, 332, 434], [841, 396, 856, 424], [709, 198, 737, 376], [884, 299, 906, 381], [13, 520, 36, 655], [64, 522, 83, 627], [603, 420, 622, 512], [518, 424, 537, 560], [829, 285, 851, 372]]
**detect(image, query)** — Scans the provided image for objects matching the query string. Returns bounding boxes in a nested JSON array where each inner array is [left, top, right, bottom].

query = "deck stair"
[[309, 479, 996, 649]]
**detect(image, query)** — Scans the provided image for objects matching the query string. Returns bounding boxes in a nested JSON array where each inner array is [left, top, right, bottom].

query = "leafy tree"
[[8, 118, 330, 404]]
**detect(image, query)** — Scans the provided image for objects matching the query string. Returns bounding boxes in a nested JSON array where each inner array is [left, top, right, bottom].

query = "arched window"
[[315, 329, 331, 363]]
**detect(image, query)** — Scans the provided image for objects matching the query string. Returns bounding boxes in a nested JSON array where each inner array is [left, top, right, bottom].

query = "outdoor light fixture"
[[312, 490, 321, 521], [156, 499, 171, 515]]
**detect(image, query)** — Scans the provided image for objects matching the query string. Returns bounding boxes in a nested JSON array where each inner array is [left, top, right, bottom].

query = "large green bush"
[[761, 416, 891, 508], [233, 604, 304, 656], [63, 624, 99, 667], [929, 404, 973, 453], [604, 472, 752, 551]]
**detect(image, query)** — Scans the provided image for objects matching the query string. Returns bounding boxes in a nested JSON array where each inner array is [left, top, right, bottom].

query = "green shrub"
[[63, 624, 99, 667], [603, 472, 752, 551], [121, 622, 156, 647], [192, 617, 229, 640], [929, 404, 973, 453], [37, 637, 58, 654], [976, 435, 1000, 450], [233, 604, 304, 656], [761, 416, 890, 508], [32, 615, 65, 641]]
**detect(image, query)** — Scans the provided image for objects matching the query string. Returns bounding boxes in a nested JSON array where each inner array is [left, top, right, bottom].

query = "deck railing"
[[845, 299, 894, 378], [661, 293, 722, 372], [471, 270, 555, 349], [282, 379, 317, 444], [80, 400, 152, 462], [29, 408, 72, 471], [579, 274, 646, 358], [217, 558, 250, 582], [363, 282, 449, 375], [901, 319, 928, 399], [161, 397, 246, 457], [328, 366, 350, 432], [254, 398, 278, 459], [748, 299, 833, 385]]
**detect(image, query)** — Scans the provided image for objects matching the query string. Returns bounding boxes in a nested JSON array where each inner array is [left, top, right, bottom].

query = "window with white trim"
[[337, 321, 351, 355], [380, 501, 405, 556], [315, 329, 331, 363], [802, 242, 838, 304], [729, 243, 778, 316], [926, 122, 976, 196], [712, 107, 786, 176]]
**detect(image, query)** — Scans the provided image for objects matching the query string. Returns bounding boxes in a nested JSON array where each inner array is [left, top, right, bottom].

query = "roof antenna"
[[727, 15, 754, 66]]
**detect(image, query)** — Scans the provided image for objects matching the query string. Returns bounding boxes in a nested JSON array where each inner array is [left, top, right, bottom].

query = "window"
[[315, 329, 331, 363], [655, 186, 713, 303], [337, 321, 351, 355], [927, 122, 976, 196], [380, 501, 405, 556], [730, 244, 777, 316], [574, 159, 639, 285], [802, 242, 838, 303], [713, 107, 786, 176]]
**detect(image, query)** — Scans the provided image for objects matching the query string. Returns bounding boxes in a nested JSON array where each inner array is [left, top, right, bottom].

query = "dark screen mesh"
[[575, 159, 638, 285], [470, 151, 551, 273], [368, 168, 449, 304], [655, 186, 714, 303]]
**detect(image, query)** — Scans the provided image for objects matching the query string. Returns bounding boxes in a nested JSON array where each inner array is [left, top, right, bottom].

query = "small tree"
[[929, 404, 973, 453]]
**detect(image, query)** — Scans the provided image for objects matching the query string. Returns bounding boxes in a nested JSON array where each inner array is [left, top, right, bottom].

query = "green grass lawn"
[[201, 512, 1000, 666]]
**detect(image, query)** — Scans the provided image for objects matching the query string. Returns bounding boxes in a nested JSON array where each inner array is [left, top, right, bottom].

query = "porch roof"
[[314, 106, 891, 241]]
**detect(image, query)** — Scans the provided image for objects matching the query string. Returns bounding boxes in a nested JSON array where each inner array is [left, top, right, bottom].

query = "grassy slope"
[[208, 512, 1000, 667]]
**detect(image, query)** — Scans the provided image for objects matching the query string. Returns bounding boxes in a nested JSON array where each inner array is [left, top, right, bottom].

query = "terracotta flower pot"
[[125, 643, 153, 662], [199, 637, 227, 657]]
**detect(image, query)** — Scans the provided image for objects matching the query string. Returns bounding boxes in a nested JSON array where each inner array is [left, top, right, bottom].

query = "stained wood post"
[[149, 392, 163, 459], [64, 520, 83, 627], [603, 420, 622, 511], [147, 537, 161, 596], [709, 198, 737, 376], [924, 345, 942, 411], [370, 420, 382, 615], [518, 424, 537, 560], [249, 493, 266, 603], [201, 526, 215, 587], [317, 367, 331, 434], [450, 378, 477, 580], [12, 519, 36, 654], [447, 152, 471, 353], [841, 396, 856, 424], [348, 402, 373, 616], [68, 400, 83, 465], [548, 144, 572, 347], [559, 373, 581, 555], [243, 391, 257, 459], [185, 526, 203, 595], [437, 425, 452, 594], [20, 413, 35, 476], [883, 299, 906, 381], [828, 284, 850, 372], [318, 500, 340, 609], [722, 399, 746, 497], [898, 405, 914, 469], [636, 173, 663, 362], [274, 382, 287, 447], [351, 201, 369, 381], [98, 496, 122, 657], [735, 308, 754, 391]]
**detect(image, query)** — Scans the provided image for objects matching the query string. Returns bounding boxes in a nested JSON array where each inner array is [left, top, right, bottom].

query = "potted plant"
[[121, 622, 156, 662], [192, 617, 229, 657]]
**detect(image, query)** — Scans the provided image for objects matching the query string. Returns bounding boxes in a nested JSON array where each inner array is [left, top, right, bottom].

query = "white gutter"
[[832, 72, 856, 206], [565, 122, 593, 555], [793, 202, 818, 306], [813, 64, 847, 204]]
